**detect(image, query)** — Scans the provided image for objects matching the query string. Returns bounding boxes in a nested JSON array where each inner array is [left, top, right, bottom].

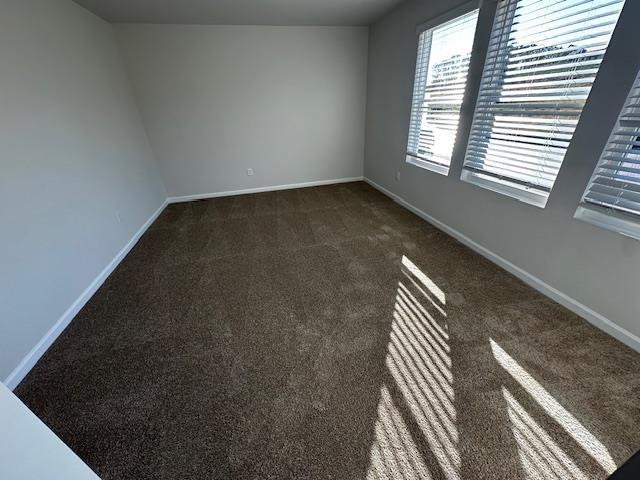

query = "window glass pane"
[[462, 0, 625, 207], [575, 69, 640, 240], [407, 9, 479, 175]]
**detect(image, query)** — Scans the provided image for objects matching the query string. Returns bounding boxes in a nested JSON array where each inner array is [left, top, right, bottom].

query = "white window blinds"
[[575, 69, 640, 240], [406, 9, 479, 175], [462, 0, 625, 207]]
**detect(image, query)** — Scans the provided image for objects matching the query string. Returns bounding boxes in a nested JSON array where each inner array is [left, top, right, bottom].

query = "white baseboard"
[[364, 177, 640, 353], [3, 200, 169, 390], [168, 177, 364, 204]]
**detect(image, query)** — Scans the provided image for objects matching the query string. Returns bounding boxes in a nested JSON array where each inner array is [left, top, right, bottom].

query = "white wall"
[[115, 25, 369, 198], [0, 382, 99, 479], [364, 0, 640, 346], [0, 0, 167, 384]]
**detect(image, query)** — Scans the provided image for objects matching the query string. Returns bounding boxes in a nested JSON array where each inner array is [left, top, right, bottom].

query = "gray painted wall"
[[365, 0, 640, 341], [0, 0, 166, 381], [114, 25, 369, 198]]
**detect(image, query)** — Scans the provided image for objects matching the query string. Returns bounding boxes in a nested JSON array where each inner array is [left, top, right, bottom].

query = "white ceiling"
[[72, 0, 405, 26]]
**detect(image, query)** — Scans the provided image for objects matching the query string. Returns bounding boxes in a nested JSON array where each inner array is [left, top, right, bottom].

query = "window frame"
[[575, 69, 640, 241], [405, 1, 480, 176], [574, 204, 640, 240], [460, 0, 626, 208]]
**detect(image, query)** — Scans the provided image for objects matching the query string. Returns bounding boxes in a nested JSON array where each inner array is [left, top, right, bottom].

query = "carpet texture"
[[16, 182, 640, 480]]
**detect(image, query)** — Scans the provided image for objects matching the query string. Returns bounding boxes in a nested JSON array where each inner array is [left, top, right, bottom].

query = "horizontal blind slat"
[[406, 9, 479, 169], [580, 65, 640, 220], [463, 0, 623, 201]]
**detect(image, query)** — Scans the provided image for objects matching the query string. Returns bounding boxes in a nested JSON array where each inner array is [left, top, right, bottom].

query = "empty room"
[[2, 0, 640, 478]]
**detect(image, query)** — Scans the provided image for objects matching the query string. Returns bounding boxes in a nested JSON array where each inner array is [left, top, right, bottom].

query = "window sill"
[[461, 169, 549, 208], [406, 154, 450, 176], [574, 205, 640, 241]]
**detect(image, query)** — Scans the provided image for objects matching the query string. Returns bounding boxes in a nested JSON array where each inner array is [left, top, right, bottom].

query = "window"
[[575, 69, 640, 240], [406, 8, 479, 175], [461, 0, 625, 207]]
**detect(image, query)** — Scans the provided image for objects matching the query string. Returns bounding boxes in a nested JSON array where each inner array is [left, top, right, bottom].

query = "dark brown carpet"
[[16, 182, 640, 480]]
